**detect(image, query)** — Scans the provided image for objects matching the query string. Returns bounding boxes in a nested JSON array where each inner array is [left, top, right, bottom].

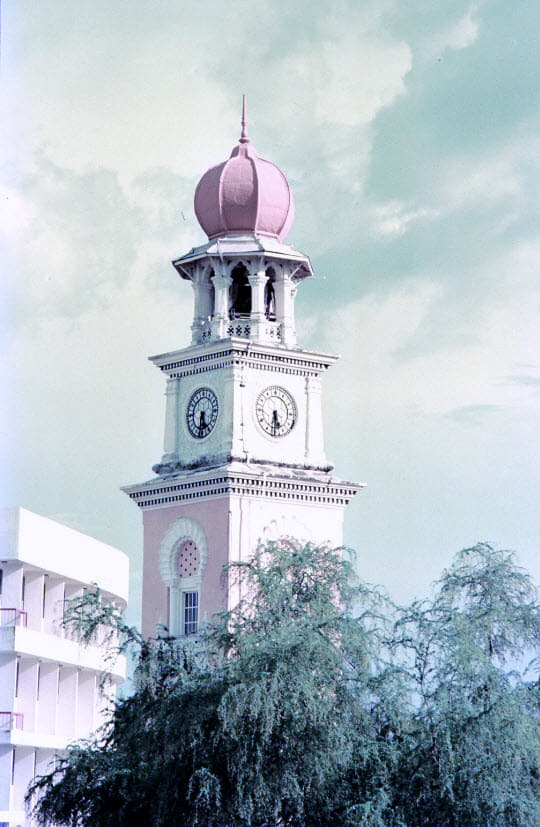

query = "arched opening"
[[159, 518, 208, 638], [229, 263, 251, 318], [265, 267, 276, 320], [208, 269, 215, 318]]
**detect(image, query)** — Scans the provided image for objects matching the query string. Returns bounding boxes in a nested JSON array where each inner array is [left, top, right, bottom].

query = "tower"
[[123, 100, 363, 638]]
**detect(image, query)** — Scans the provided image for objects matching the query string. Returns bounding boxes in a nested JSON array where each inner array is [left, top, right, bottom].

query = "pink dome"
[[194, 106, 295, 242]]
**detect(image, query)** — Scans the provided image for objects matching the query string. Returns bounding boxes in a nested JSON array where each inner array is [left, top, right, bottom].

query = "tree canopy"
[[28, 541, 540, 827]]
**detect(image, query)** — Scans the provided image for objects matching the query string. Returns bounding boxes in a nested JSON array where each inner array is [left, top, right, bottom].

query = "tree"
[[28, 542, 540, 827], [28, 541, 394, 827], [391, 543, 540, 827]]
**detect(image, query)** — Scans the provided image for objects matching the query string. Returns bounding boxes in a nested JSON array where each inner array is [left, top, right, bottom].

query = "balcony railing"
[[0, 608, 28, 628], [0, 711, 24, 730]]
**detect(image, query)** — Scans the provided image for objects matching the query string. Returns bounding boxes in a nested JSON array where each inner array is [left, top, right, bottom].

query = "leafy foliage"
[[391, 544, 540, 826], [28, 542, 540, 827]]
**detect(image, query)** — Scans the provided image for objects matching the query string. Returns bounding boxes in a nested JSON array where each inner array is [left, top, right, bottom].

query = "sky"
[[1, 0, 539, 622]]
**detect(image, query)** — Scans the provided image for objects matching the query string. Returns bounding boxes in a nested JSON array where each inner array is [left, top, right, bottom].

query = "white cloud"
[[424, 3, 482, 59], [439, 4, 481, 52], [269, 32, 412, 130], [440, 150, 522, 208], [311, 235, 540, 429], [365, 133, 535, 246], [368, 201, 441, 238]]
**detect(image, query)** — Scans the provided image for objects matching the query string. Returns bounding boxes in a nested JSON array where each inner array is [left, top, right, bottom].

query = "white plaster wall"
[[0, 565, 23, 612], [0, 508, 129, 604], [0, 509, 129, 827], [167, 362, 328, 470], [241, 368, 327, 467], [11, 746, 33, 815], [0, 655, 16, 712], [0, 746, 11, 812], [227, 493, 345, 611]]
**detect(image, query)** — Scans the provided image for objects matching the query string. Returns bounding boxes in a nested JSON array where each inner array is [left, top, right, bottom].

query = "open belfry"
[[123, 99, 363, 637]]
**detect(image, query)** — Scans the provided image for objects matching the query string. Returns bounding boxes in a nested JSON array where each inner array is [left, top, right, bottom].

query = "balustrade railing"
[[198, 316, 282, 343], [0, 608, 28, 627], [0, 711, 24, 730]]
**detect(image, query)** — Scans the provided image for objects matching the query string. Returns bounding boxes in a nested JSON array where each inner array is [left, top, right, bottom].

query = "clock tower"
[[123, 100, 363, 637]]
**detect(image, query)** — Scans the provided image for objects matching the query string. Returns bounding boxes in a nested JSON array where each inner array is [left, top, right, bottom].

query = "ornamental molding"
[[260, 515, 313, 546], [149, 343, 337, 379], [124, 469, 363, 511]]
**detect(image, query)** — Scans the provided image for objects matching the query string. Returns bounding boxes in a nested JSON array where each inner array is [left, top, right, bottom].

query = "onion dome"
[[194, 96, 295, 242]]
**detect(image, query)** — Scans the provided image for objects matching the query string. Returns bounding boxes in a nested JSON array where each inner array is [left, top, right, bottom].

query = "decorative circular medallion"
[[186, 387, 218, 439], [256, 386, 296, 437]]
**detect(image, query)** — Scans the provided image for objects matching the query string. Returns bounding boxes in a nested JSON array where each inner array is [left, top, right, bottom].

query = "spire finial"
[[239, 93, 249, 144]]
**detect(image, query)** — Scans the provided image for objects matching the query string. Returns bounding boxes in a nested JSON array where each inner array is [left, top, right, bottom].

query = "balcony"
[[0, 624, 126, 679], [0, 711, 24, 730], [0, 608, 28, 628]]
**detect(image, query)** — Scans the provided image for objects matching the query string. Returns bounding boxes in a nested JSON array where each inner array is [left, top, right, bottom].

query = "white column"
[[211, 268, 232, 340], [305, 374, 325, 466], [162, 377, 180, 464], [226, 362, 247, 460], [247, 268, 267, 340], [190, 268, 213, 344], [274, 268, 297, 347]]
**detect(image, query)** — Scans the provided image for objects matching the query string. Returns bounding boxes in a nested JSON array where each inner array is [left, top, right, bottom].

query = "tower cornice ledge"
[[150, 453, 337, 476], [121, 462, 364, 511], [149, 339, 339, 378]]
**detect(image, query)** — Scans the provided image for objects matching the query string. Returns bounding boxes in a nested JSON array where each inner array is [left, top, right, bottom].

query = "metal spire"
[[239, 93, 250, 143]]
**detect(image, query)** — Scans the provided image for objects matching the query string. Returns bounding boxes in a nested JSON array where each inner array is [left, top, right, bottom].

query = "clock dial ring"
[[256, 386, 296, 438], [186, 387, 218, 439]]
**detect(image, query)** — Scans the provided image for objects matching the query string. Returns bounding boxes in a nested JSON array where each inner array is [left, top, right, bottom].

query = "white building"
[[0, 507, 129, 827]]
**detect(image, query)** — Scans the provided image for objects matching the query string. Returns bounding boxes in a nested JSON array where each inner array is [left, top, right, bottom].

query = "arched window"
[[208, 274, 215, 319], [229, 263, 251, 317], [159, 518, 208, 636], [265, 267, 276, 320]]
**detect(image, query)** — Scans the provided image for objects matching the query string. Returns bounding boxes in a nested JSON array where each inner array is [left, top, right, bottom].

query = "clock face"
[[186, 387, 218, 439], [256, 386, 297, 437]]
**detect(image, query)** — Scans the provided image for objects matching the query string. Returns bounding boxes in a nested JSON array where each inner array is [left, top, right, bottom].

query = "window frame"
[[182, 590, 199, 636]]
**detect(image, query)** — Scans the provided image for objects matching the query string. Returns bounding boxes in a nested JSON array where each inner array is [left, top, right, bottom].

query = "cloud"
[[443, 404, 501, 425], [502, 375, 540, 391], [294, 34, 412, 128], [432, 3, 482, 54], [304, 233, 540, 433], [2, 0, 412, 191], [436, 144, 525, 211], [1, 152, 200, 329], [369, 201, 441, 238]]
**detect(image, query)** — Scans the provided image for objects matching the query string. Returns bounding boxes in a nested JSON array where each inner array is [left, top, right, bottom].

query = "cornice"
[[149, 340, 338, 378], [122, 463, 363, 511], [172, 232, 313, 281]]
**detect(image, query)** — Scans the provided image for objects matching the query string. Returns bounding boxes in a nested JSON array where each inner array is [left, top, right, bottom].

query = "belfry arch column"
[[247, 266, 268, 339], [274, 266, 297, 347], [211, 267, 232, 339], [190, 265, 213, 343]]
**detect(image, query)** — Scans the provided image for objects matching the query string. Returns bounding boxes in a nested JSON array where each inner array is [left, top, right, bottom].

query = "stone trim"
[[159, 517, 208, 592], [126, 473, 362, 510], [151, 344, 335, 378]]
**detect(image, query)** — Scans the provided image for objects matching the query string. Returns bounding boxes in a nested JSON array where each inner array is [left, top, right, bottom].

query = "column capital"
[[247, 271, 268, 287]]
